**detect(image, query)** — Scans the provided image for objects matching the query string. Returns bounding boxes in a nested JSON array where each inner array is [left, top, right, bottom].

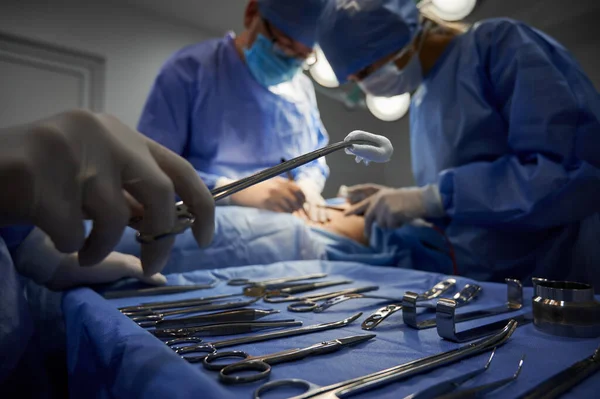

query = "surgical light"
[[430, 0, 477, 21], [365, 93, 411, 122], [309, 46, 340, 88]]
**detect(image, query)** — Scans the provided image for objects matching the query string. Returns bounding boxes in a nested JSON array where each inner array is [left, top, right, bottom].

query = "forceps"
[[404, 350, 525, 399], [268, 286, 380, 313], [152, 320, 302, 338], [254, 320, 519, 399], [126, 297, 260, 324], [136, 137, 381, 243], [141, 308, 279, 329], [103, 282, 218, 299], [203, 334, 375, 385], [227, 274, 327, 287], [169, 312, 363, 363], [249, 280, 353, 298], [316, 279, 456, 313]]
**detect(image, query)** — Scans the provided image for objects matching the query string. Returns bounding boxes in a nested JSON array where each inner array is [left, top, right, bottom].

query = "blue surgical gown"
[[138, 33, 329, 190], [410, 18, 600, 286], [0, 227, 52, 397]]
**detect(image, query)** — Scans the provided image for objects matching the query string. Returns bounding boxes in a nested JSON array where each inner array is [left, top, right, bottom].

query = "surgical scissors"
[[316, 279, 456, 313], [169, 312, 363, 363], [403, 350, 525, 399], [274, 286, 381, 313], [253, 320, 519, 399], [203, 334, 375, 385], [136, 136, 387, 243]]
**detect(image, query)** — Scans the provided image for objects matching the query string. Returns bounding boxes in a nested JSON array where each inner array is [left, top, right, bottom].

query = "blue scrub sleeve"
[[439, 22, 600, 229]]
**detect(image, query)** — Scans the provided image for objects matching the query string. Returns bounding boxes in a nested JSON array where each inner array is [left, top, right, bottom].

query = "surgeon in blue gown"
[[317, 0, 600, 286], [139, 0, 330, 222]]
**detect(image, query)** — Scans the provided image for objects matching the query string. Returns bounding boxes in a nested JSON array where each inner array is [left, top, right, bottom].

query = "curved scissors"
[[202, 334, 375, 385]]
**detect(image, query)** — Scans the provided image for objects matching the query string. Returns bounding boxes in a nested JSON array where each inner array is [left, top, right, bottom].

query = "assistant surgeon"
[[138, 0, 330, 222], [318, 0, 600, 285]]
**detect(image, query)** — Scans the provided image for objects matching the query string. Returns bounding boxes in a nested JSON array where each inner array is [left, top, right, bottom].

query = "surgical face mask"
[[358, 25, 429, 98], [244, 33, 303, 88]]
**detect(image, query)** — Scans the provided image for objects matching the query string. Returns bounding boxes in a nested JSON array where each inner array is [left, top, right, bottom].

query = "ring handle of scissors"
[[227, 278, 251, 286], [288, 301, 319, 312], [203, 350, 251, 371], [165, 337, 203, 349], [177, 344, 218, 363], [220, 360, 272, 385], [253, 378, 320, 399]]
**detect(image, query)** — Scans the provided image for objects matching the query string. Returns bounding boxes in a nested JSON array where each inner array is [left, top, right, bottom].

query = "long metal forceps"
[[254, 320, 519, 399], [135, 138, 380, 243], [361, 279, 458, 329], [404, 350, 525, 399], [203, 334, 375, 385], [402, 284, 482, 330], [170, 312, 363, 363], [516, 346, 600, 399], [250, 280, 353, 299], [280, 286, 381, 313], [227, 274, 327, 287]]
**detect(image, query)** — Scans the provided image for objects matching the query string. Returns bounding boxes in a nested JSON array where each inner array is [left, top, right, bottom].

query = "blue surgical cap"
[[318, 0, 420, 83], [257, 0, 326, 48]]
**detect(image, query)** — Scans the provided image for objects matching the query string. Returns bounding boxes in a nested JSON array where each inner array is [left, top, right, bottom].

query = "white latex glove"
[[296, 179, 327, 223], [345, 185, 445, 235], [342, 183, 390, 204], [229, 177, 306, 213], [12, 227, 166, 291], [0, 110, 215, 275]]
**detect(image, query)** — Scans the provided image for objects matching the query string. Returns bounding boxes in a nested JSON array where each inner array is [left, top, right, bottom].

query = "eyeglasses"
[[262, 18, 317, 67]]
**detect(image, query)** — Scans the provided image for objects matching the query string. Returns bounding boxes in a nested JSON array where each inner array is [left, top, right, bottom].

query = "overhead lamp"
[[430, 0, 477, 21], [365, 93, 411, 122], [309, 46, 340, 88]]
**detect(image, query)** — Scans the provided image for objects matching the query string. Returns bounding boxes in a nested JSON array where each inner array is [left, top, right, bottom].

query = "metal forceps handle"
[[287, 286, 381, 313], [211, 139, 373, 201]]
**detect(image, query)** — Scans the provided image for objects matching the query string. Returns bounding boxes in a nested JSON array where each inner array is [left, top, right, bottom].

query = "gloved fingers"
[[121, 155, 176, 276], [33, 195, 86, 255], [364, 204, 377, 237], [305, 202, 328, 223], [46, 252, 167, 291], [78, 181, 130, 266], [344, 198, 371, 216], [146, 140, 215, 248], [124, 190, 144, 230], [346, 184, 381, 204], [286, 182, 307, 209]]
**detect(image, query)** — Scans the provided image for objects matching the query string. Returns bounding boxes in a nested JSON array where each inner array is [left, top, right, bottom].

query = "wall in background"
[[0, 0, 209, 128]]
